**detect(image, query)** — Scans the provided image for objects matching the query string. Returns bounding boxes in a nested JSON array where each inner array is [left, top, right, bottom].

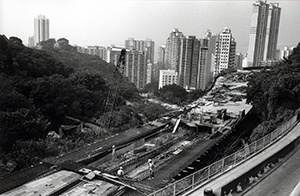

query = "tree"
[[246, 42, 300, 141], [39, 39, 56, 50], [142, 81, 159, 94], [159, 84, 188, 104], [0, 108, 50, 153], [56, 38, 76, 52]]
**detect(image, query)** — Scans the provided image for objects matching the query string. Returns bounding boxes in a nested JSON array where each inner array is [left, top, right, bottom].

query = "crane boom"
[[104, 49, 127, 128]]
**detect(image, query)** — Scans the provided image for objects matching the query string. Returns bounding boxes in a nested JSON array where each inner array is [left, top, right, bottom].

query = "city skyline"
[[1, 0, 299, 57]]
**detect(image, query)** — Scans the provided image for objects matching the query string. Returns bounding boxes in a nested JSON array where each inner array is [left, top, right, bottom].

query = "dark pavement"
[[243, 145, 300, 196], [142, 139, 214, 188]]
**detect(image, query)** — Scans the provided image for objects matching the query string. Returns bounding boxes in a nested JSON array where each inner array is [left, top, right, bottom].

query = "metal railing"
[[148, 114, 298, 196]]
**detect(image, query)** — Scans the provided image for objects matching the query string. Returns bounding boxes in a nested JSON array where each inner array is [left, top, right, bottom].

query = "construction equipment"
[[104, 49, 126, 128]]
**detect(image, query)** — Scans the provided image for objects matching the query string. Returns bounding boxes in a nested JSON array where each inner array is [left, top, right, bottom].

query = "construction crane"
[[104, 49, 126, 128]]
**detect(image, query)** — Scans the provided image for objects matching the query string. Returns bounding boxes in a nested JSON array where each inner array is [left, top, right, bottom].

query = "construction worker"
[[117, 167, 124, 177], [148, 159, 154, 179]]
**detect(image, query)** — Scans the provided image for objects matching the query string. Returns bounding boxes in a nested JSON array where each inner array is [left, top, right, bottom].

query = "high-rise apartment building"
[[235, 53, 244, 69], [145, 38, 155, 64], [106, 47, 127, 65], [165, 28, 184, 72], [146, 60, 153, 84], [178, 34, 212, 91], [247, 1, 281, 67], [34, 15, 49, 46], [214, 27, 236, 76], [179, 36, 200, 89], [126, 50, 146, 89], [203, 30, 216, 88], [125, 38, 144, 51], [77, 46, 107, 60], [157, 45, 166, 70], [107, 47, 147, 89], [125, 38, 155, 64]]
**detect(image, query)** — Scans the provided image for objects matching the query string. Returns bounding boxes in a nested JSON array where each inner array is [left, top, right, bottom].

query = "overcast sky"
[[1, 0, 300, 57]]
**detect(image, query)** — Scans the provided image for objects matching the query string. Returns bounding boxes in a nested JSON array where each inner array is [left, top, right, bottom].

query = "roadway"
[[184, 122, 300, 196], [242, 141, 300, 196]]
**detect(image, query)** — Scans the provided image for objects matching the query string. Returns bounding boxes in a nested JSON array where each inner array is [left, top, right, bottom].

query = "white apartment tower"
[[214, 27, 236, 76], [34, 15, 49, 46]]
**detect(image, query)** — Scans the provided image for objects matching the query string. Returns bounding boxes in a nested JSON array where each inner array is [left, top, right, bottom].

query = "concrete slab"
[[61, 179, 118, 196], [2, 170, 81, 196]]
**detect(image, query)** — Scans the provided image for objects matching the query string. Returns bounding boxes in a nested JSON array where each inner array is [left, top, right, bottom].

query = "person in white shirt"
[[117, 167, 124, 177]]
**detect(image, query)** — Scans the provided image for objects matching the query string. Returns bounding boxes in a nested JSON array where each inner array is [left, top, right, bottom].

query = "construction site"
[[1, 71, 256, 196]]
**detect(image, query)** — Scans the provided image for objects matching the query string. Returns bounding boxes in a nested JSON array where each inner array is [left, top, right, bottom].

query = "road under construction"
[[1, 71, 259, 195], [1, 101, 259, 196]]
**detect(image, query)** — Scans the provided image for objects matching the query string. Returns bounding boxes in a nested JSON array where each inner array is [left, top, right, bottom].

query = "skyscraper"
[[34, 15, 49, 46], [179, 36, 200, 89], [247, 1, 281, 67], [145, 38, 155, 64], [197, 44, 210, 90], [165, 28, 184, 72], [178, 34, 212, 90], [265, 3, 281, 61], [157, 45, 166, 70], [124, 38, 155, 64], [107, 46, 147, 89], [235, 52, 244, 69], [214, 27, 236, 76], [146, 60, 153, 84], [201, 30, 217, 87], [125, 50, 146, 89]]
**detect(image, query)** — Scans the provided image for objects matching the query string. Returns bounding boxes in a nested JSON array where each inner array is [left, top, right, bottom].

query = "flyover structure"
[[183, 115, 300, 196]]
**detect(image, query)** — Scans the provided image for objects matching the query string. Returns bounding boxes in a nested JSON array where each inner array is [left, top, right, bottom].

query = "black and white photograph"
[[1, 0, 300, 195]]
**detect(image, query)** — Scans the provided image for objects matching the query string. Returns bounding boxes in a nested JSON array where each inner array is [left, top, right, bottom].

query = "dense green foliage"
[[155, 84, 204, 105], [0, 36, 167, 172], [247, 42, 300, 141]]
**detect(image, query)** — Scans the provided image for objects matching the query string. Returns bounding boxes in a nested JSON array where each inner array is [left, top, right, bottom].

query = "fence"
[[148, 114, 298, 196]]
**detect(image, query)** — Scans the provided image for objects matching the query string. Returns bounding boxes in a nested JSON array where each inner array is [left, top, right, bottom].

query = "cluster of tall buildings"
[[28, 0, 286, 91], [77, 38, 156, 90], [157, 27, 236, 91], [159, 0, 283, 90]]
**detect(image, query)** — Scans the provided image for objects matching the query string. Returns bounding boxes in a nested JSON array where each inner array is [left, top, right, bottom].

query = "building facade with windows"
[[77, 46, 107, 60], [158, 70, 178, 89], [247, 1, 281, 67], [106, 47, 147, 89], [126, 50, 147, 89], [214, 27, 236, 76], [125, 38, 155, 64], [34, 15, 49, 46], [165, 28, 184, 72]]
